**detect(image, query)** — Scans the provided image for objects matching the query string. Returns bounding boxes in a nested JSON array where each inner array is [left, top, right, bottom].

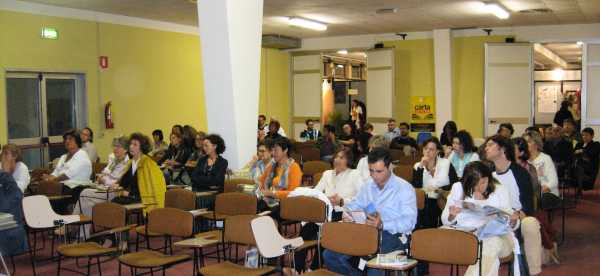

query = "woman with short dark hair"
[[191, 134, 228, 192], [112, 133, 166, 213], [448, 130, 480, 178]]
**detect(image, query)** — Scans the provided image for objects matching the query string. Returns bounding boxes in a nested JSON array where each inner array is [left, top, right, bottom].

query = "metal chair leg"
[[56, 255, 61, 276]]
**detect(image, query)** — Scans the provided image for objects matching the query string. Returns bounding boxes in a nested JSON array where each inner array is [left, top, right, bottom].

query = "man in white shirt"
[[314, 148, 363, 214]]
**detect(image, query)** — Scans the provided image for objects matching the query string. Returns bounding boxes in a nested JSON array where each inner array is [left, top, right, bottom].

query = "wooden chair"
[[280, 196, 328, 269], [199, 215, 276, 275], [92, 162, 108, 177], [57, 202, 134, 276], [410, 228, 482, 276], [389, 149, 404, 162], [118, 208, 194, 275], [304, 222, 380, 275], [415, 188, 425, 211], [299, 147, 321, 162], [303, 161, 331, 186], [224, 178, 255, 193], [393, 164, 414, 183], [135, 189, 197, 250], [313, 172, 323, 185]]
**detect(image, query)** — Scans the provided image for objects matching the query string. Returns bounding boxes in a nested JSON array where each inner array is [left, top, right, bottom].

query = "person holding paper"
[[441, 161, 517, 276], [323, 148, 417, 276]]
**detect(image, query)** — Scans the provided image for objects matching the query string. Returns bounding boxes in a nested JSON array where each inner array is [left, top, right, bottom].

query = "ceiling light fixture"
[[288, 17, 327, 31], [376, 8, 398, 14], [577, 41, 584, 46], [337, 49, 348, 55], [485, 3, 510, 19]]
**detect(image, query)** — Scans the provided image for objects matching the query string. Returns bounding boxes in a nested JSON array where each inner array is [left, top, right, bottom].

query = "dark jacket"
[[390, 135, 418, 151], [158, 144, 192, 168], [553, 108, 574, 127], [191, 155, 228, 192], [574, 141, 600, 189], [300, 129, 321, 141], [509, 162, 535, 216], [0, 172, 27, 255]]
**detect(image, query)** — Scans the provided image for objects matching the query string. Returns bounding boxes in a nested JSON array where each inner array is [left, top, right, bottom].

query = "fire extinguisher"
[[105, 101, 114, 129]]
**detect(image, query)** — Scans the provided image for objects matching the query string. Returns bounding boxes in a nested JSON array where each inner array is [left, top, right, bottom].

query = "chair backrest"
[[313, 172, 323, 184], [224, 178, 254, 193], [321, 222, 379, 256], [30, 168, 51, 182], [147, 208, 194, 238], [37, 180, 62, 196], [389, 149, 404, 161], [416, 132, 433, 146], [280, 196, 327, 223], [302, 161, 331, 176], [92, 202, 126, 230], [299, 147, 321, 162], [92, 162, 108, 176], [393, 164, 414, 182], [415, 189, 425, 210], [224, 214, 258, 246], [214, 192, 257, 215], [410, 228, 479, 265], [164, 189, 196, 211], [22, 195, 61, 229], [251, 216, 297, 259]]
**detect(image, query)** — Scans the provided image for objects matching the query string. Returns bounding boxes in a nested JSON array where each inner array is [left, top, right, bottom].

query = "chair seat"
[[199, 211, 228, 221], [118, 250, 190, 268], [303, 268, 341, 275], [295, 239, 318, 251], [72, 215, 92, 225], [199, 261, 274, 276], [57, 242, 116, 257], [135, 225, 162, 237]]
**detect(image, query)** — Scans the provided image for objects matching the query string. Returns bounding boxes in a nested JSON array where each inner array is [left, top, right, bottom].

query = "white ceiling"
[[19, 0, 600, 38], [534, 42, 582, 69]]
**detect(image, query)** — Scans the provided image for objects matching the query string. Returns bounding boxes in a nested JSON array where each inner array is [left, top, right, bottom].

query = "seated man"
[[299, 119, 321, 141], [389, 122, 417, 154], [323, 148, 417, 276]]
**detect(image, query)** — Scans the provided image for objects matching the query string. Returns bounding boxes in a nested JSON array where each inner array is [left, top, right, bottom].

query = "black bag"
[[541, 192, 562, 210], [111, 196, 139, 205]]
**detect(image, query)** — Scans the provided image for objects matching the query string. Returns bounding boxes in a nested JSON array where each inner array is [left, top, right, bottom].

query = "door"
[[6, 72, 86, 169], [582, 43, 600, 136], [366, 48, 395, 134], [485, 43, 533, 137]]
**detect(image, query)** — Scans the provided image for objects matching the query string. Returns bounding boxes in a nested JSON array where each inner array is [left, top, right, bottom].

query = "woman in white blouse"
[[43, 129, 92, 183], [412, 137, 453, 228], [314, 148, 363, 216], [448, 130, 480, 178], [524, 132, 559, 199], [442, 161, 518, 276], [0, 144, 30, 193], [73, 136, 130, 236]]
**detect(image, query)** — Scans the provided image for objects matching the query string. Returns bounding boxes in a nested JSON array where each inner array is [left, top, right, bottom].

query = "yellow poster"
[[410, 96, 435, 132]]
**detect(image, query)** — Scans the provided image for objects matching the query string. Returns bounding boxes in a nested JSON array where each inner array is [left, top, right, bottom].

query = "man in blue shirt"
[[323, 148, 417, 276]]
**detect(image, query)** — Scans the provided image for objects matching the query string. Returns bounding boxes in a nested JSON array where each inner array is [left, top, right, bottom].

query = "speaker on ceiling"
[[374, 43, 384, 49], [505, 37, 516, 43]]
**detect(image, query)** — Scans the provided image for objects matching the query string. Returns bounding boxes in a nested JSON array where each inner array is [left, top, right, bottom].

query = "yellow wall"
[[383, 39, 436, 124], [259, 48, 290, 134], [452, 35, 509, 138], [1, 10, 289, 161]]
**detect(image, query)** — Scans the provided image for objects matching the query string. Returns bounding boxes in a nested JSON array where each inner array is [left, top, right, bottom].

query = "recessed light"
[[288, 17, 327, 31], [337, 49, 348, 55], [376, 8, 398, 14], [577, 41, 584, 46]]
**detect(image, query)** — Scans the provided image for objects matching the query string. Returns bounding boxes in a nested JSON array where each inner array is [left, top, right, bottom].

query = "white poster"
[[537, 83, 560, 113]]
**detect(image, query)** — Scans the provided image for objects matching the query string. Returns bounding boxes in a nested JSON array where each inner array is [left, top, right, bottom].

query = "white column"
[[433, 29, 453, 135], [197, 0, 264, 169]]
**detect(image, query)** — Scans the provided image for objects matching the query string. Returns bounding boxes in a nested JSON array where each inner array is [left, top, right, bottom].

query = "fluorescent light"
[[485, 3, 510, 19], [552, 68, 565, 81], [337, 49, 348, 55], [288, 17, 327, 31]]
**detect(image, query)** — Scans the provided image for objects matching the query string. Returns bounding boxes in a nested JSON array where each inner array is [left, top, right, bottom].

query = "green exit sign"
[[41, 27, 58, 39]]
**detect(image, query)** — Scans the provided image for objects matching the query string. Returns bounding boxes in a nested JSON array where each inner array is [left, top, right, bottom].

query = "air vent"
[[519, 8, 552, 14], [262, 34, 301, 49]]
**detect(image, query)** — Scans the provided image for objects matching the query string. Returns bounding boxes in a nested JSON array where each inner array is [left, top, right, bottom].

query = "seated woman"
[[81, 127, 99, 163], [448, 130, 480, 178], [294, 147, 363, 272], [112, 133, 166, 213], [258, 137, 302, 216], [412, 137, 457, 229], [73, 136, 130, 232], [0, 143, 30, 193], [241, 141, 272, 184], [524, 131, 559, 208], [191, 134, 228, 193], [0, 171, 28, 257], [355, 135, 388, 185], [42, 129, 92, 213], [158, 132, 192, 184], [441, 161, 517, 276], [149, 129, 168, 160], [177, 131, 206, 185]]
